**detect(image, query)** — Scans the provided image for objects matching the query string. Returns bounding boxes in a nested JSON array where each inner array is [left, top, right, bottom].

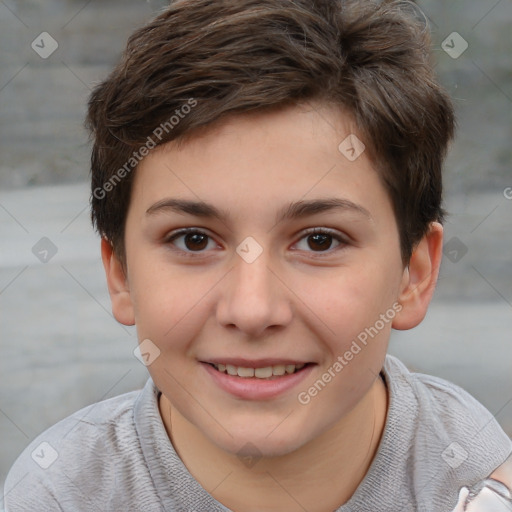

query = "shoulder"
[[383, 355, 512, 484], [384, 354, 508, 433], [3, 381, 156, 511]]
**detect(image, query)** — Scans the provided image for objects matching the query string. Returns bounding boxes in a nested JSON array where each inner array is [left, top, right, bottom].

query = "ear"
[[101, 238, 135, 326], [392, 222, 443, 330]]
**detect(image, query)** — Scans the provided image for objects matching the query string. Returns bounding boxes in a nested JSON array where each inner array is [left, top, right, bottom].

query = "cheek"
[[128, 256, 221, 351], [295, 268, 394, 421], [306, 262, 399, 340]]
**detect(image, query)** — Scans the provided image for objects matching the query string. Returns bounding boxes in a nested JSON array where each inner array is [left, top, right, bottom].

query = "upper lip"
[[201, 358, 313, 367]]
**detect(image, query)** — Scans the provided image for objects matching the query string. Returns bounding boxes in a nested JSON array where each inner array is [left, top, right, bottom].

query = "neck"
[[159, 375, 388, 512]]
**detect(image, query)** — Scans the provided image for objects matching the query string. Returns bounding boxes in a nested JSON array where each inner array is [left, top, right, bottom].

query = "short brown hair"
[[86, 0, 455, 265]]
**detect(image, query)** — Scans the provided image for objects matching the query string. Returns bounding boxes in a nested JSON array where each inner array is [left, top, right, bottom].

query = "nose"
[[215, 249, 293, 338]]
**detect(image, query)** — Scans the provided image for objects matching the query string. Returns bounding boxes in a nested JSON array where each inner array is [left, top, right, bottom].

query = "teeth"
[[254, 367, 273, 378], [212, 363, 306, 378], [226, 364, 238, 376], [272, 365, 286, 376], [237, 367, 254, 377]]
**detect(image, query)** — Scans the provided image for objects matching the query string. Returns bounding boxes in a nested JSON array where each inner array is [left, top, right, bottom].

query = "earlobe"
[[392, 222, 443, 330], [101, 238, 135, 326]]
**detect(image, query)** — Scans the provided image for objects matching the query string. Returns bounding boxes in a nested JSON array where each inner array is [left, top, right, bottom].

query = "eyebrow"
[[146, 197, 372, 224]]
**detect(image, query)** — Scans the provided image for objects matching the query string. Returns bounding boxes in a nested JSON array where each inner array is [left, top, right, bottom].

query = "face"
[[116, 102, 410, 457]]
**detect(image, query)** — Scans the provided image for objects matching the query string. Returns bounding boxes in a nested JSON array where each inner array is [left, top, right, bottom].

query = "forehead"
[[167, 102, 362, 165], [130, 102, 392, 226]]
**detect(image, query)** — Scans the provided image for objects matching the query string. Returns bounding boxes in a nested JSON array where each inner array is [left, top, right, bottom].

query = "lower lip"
[[201, 362, 315, 400]]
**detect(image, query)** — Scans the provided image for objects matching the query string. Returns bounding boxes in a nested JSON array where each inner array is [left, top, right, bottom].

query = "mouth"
[[205, 362, 311, 380], [199, 357, 317, 399]]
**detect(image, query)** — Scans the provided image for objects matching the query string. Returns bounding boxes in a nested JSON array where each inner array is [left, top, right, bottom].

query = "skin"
[[452, 457, 512, 511], [101, 101, 508, 511]]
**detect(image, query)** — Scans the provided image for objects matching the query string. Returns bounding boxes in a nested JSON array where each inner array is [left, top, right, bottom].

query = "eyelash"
[[164, 227, 349, 258]]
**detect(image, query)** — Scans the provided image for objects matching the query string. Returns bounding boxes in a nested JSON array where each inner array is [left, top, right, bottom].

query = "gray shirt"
[[4, 355, 512, 511]]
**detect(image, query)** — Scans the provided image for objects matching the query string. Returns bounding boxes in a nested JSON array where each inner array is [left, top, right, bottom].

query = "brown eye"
[[294, 228, 346, 254], [183, 232, 209, 251], [166, 229, 217, 253], [307, 233, 334, 251]]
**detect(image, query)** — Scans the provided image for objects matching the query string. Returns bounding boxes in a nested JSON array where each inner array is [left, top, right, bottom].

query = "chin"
[[211, 425, 313, 461]]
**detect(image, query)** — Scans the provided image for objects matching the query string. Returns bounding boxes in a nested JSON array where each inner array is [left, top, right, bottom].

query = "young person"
[[5, 0, 512, 510]]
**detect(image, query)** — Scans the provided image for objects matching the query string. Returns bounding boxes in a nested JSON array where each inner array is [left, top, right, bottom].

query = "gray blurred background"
[[1, 0, 511, 506]]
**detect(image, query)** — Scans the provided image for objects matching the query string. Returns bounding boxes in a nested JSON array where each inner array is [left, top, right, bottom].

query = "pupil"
[[308, 233, 331, 251], [185, 233, 208, 251]]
